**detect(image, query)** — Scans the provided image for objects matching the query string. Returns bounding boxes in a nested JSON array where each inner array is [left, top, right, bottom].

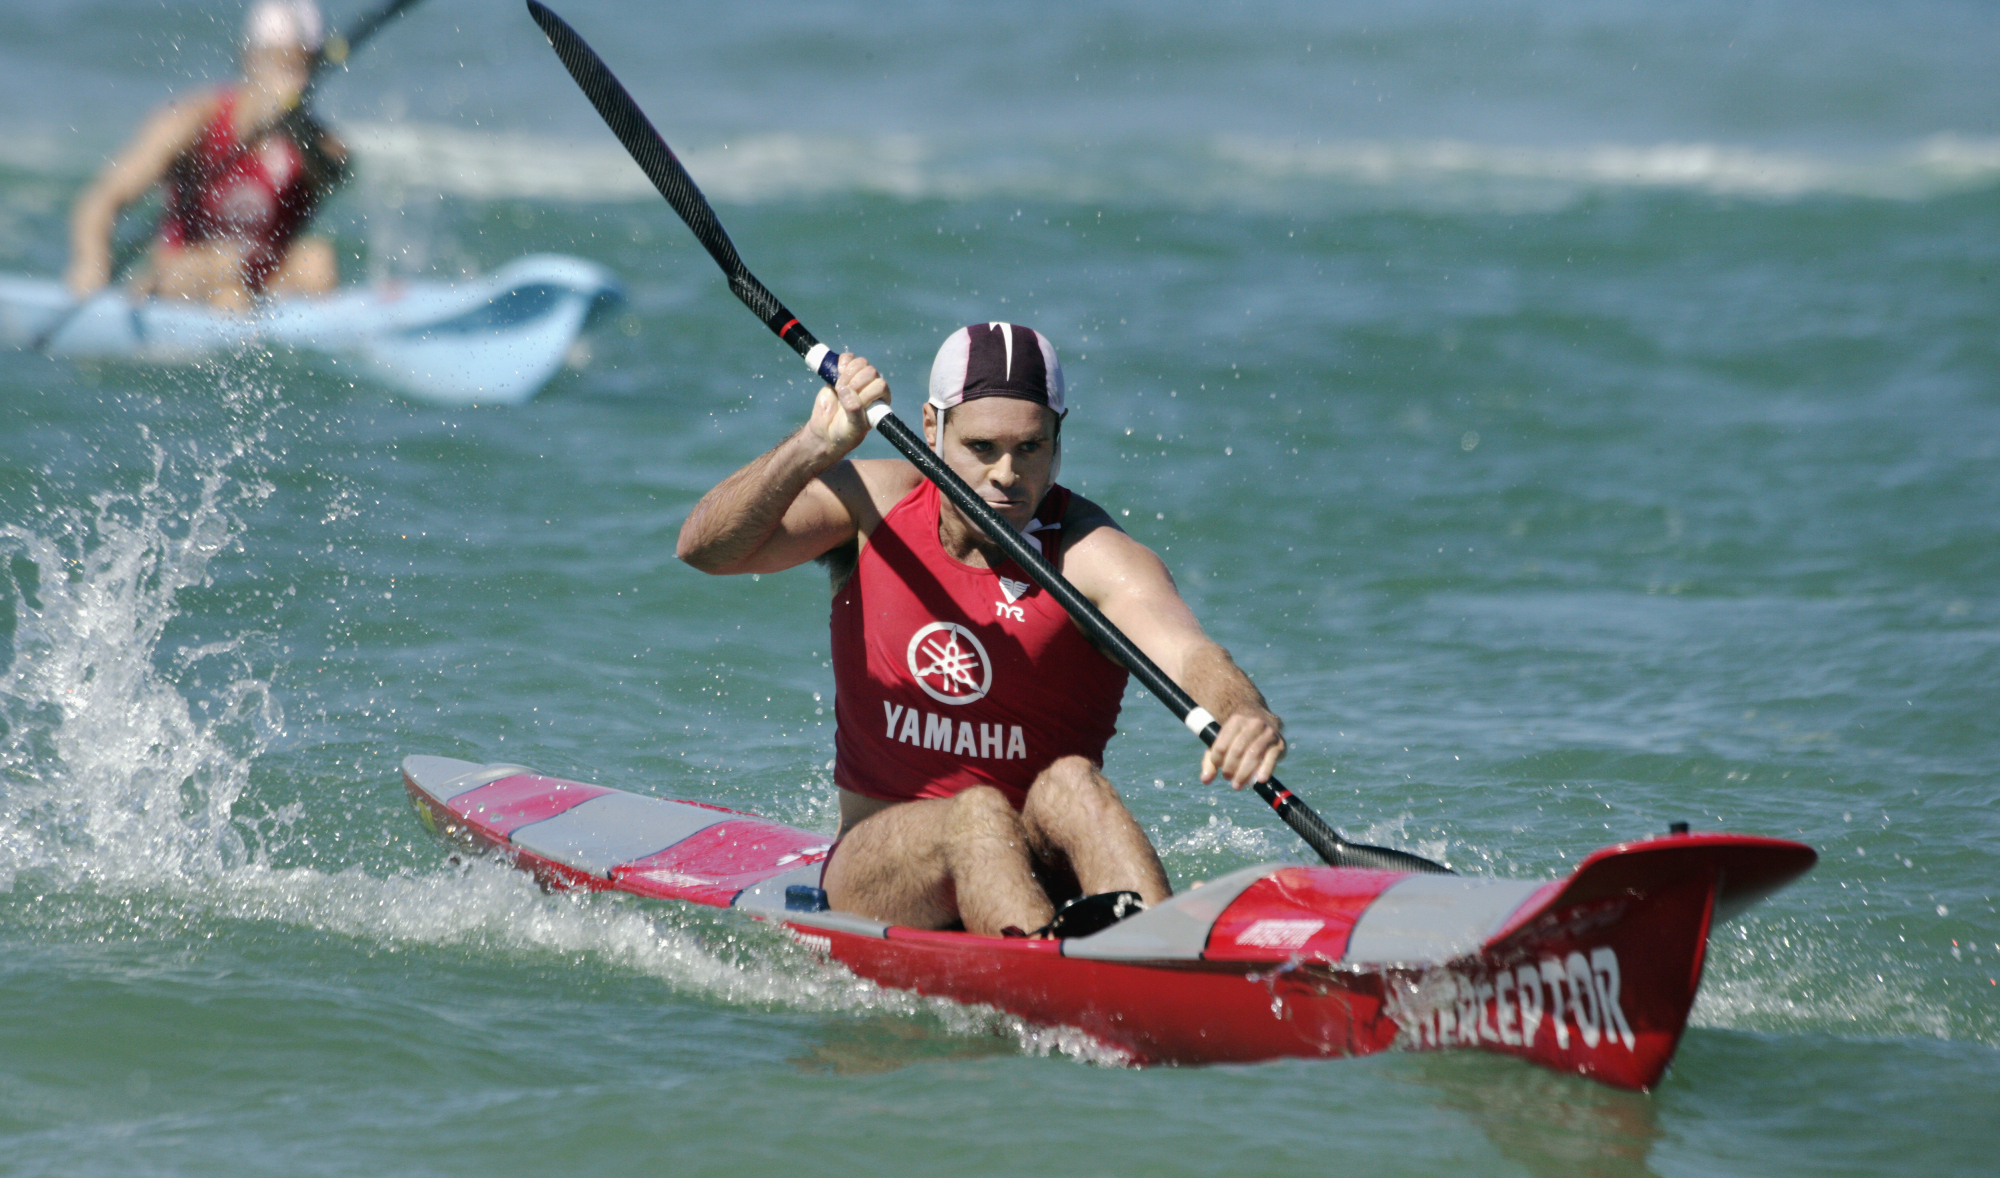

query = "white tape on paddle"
[[803, 343, 830, 375], [865, 401, 892, 427], [1184, 706, 1217, 737]]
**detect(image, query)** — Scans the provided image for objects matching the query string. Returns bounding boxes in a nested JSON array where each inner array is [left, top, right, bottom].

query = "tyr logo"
[[994, 575, 1030, 621]]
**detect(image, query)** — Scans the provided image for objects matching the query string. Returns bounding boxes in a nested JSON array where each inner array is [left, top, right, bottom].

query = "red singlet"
[[156, 89, 322, 292], [831, 479, 1129, 809]]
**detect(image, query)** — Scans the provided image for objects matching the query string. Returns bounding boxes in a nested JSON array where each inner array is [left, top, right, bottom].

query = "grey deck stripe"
[[508, 792, 725, 879], [1061, 863, 1282, 961], [733, 863, 829, 913], [780, 908, 893, 939], [1341, 875, 1544, 965], [402, 755, 535, 803], [439, 765, 538, 802]]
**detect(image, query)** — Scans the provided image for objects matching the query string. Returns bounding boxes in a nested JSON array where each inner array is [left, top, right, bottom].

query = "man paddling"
[[678, 323, 1287, 937], [64, 0, 348, 312]]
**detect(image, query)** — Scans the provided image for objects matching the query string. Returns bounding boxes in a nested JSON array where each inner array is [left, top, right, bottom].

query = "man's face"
[[925, 397, 1060, 532]]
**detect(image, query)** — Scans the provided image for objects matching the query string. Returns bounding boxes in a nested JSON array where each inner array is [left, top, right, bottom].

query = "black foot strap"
[[1042, 890, 1146, 940]]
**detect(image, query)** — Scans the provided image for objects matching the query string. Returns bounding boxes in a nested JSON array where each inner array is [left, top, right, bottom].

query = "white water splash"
[[0, 432, 278, 893], [1692, 912, 1988, 1047], [1159, 811, 1285, 863]]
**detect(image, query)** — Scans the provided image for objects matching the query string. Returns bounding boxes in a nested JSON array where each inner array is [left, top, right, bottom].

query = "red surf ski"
[[403, 755, 1814, 1089]]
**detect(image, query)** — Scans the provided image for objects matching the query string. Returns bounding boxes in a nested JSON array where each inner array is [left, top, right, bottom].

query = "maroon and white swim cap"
[[244, 0, 324, 50], [927, 323, 1065, 414]]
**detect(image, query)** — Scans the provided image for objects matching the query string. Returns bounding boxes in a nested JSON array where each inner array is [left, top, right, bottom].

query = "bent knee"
[[1022, 758, 1129, 831], [1027, 757, 1115, 802], [946, 785, 1018, 829], [944, 787, 1032, 848]]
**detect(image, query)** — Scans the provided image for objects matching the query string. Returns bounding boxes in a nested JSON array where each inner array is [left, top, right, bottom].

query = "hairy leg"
[[822, 787, 1054, 936], [1020, 757, 1172, 907]]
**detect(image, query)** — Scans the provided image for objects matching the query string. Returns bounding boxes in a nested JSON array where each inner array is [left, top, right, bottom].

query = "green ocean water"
[[4, 2, 1999, 1174]]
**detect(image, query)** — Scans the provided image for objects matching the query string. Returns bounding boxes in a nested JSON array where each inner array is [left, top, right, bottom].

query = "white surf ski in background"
[[1, 253, 621, 405]]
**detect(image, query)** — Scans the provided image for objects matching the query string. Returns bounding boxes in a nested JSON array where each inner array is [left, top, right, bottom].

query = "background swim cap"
[[927, 323, 1065, 414], [244, 0, 325, 51]]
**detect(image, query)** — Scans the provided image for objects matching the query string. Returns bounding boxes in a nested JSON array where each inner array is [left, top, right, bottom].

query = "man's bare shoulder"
[[1060, 489, 1121, 543], [88, 91, 224, 198], [1059, 491, 1174, 582], [815, 461, 923, 592], [844, 459, 925, 519]]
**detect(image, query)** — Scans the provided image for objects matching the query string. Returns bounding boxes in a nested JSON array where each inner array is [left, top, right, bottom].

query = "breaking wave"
[[340, 121, 2000, 211]]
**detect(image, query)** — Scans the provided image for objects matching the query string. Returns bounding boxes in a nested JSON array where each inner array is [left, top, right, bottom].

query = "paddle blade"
[[1254, 780, 1453, 873], [1327, 838, 1455, 875]]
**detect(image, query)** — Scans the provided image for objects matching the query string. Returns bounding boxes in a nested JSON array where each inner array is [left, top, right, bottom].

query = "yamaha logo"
[[907, 622, 992, 705]]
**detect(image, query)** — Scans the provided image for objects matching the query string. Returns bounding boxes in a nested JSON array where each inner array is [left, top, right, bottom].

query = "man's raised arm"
[[676, 353, 889, 575], [1064, 514, 1288, 788], [66, 96, 218, 298], [1177, 642, 1287, 789]]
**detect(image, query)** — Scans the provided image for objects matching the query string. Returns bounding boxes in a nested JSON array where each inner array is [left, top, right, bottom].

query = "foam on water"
[[1209, 133, 2000, 210], [337, 121, 2000, 211], [343, 123, 933, 205], [156, 849, 1132, 1065]]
